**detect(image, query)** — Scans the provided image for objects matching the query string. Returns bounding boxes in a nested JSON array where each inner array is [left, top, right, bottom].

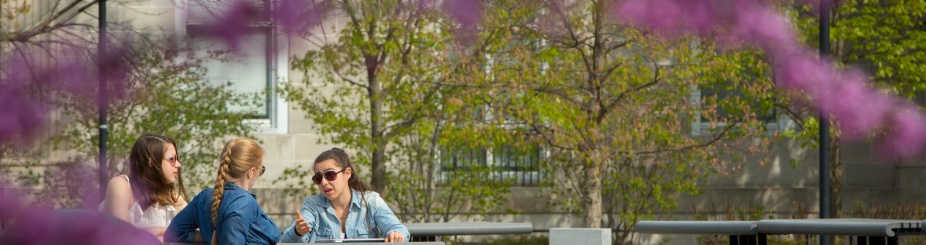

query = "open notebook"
[[315, 238, 386, 243]]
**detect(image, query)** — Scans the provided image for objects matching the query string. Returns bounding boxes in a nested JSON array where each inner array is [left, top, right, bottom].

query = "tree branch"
[[774, 102, 806, 130], [597, 66, 661, 122], [632, 121, 738, 156]]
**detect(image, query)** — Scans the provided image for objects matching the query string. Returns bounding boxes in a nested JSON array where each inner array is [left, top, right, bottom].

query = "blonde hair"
[[210, 137, 264, 245]]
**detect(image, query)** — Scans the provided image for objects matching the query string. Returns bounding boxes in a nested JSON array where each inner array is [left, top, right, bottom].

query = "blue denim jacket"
[[280, 190, 409, 243], [166, 183, 280, 245]]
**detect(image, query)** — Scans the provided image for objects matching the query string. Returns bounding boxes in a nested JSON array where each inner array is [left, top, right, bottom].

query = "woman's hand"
[[384, 231, 405, 242], [293, 211, 311, 236]]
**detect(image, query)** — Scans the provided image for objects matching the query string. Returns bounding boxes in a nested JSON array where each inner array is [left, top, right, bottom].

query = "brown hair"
[[128, 134, 187, 211], [314, 148, 373, 193], [211, 137, 264, 245], [314, 148, 376, 233]]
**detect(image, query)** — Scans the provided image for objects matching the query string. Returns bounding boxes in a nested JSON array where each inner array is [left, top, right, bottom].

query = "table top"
[[405, 222, 534, 236]]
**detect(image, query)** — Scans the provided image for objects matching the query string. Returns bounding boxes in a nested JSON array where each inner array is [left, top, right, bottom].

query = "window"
[[177, 1, 289, 133], [439, 140, 543, 186], [690, 77, 794, 137], [440, 147, 487, 171], [490, 143, 542, 186]]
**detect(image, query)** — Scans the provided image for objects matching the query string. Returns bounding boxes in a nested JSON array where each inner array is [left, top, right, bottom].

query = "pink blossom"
[[272, 0, 329, 36], [816, 74, 894, 139], [876, 108, 926, 157], [0, 204, 161, 245], [442, 0, 482, 29], [0, 85, 48, 141], [774, 54, 833, 94], [196, 0, 262, 51], [616, 0, 926, 158], [442, 0, 483, 45], [0, 44, 131, 143], [0, 161, 144, 244], [729, 1, 797, 53], [615, 0, 687, 36]]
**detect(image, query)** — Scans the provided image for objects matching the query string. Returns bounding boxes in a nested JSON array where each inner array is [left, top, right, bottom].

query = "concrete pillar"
[[549, 228, 611, 245]]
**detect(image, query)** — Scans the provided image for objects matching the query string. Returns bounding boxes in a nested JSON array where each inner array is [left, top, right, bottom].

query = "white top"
[[99, 175, 179, 228]]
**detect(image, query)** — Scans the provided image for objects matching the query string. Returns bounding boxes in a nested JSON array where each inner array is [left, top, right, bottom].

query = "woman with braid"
[[166, 137, 280, 245], [280, 148, 409, 243]]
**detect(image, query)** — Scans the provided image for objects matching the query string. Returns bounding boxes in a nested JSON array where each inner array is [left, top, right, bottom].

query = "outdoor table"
[[405, 222, 533, 241]]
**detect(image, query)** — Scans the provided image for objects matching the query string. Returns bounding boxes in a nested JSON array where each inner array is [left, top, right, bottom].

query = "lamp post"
[[98, 0, 108, 201], [819, 0, 832, 244]]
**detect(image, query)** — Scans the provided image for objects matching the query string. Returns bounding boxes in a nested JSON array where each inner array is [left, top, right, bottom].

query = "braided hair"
[[210, 138, 264, 245]]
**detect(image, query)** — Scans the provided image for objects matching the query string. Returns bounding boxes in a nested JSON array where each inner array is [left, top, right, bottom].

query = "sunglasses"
[[312, 168, 346, 185], [164, 155, 180, 166], [260, 166, 266, 176]]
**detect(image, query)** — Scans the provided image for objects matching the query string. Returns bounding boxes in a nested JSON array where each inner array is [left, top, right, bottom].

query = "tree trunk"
[[368, 61, 386, 194], [371, 142, 387, 194], [830, 136, 842, 218], [583, 161, 603, 228]]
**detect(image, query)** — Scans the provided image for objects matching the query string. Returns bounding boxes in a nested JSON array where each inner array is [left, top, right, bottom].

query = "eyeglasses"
[[260, 166, 266, 176], [312, 168, 346, 185], [164, 155, 180, 166]]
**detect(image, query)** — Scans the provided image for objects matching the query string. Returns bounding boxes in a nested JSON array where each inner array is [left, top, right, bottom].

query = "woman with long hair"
[[100, 134, 188, 242], [166, 137, 279, 245], [280, 148, 409, 243]]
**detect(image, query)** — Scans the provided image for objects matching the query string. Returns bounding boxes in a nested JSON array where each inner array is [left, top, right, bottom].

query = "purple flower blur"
[[0, 84, 47, 142], [877, 108, 926, 157], [616, 0, 706, 36], [441, 0, 483, 45], [0, 43, 131, 144], [0, 190, 161, 245], [272, 0, 329, 36], [191, 0, 330, 52], [0, 162, 161, 245], [197, 0, 262, 51], [616, 0, 926, 158]]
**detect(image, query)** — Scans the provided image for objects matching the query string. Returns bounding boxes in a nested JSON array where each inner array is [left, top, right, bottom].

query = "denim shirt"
[[166, 183, 280, 245], [280, 190, 409, 243]]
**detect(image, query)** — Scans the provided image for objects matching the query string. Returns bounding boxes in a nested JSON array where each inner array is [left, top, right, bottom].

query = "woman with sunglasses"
[[100, 134, 188, 242], [281, 148, 409, 243], [165, 137, 280, 245]]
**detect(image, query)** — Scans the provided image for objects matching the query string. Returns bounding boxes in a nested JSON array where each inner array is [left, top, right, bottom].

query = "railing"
[[405, 222, 534, 241], [637, 218, 926, 245]]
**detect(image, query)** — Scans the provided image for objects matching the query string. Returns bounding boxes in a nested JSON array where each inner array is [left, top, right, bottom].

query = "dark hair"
[[211, 137, 264, 245], [314, 148, 373, 193], [314, 148, 377, 234], [128, 134, 187, 211]]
